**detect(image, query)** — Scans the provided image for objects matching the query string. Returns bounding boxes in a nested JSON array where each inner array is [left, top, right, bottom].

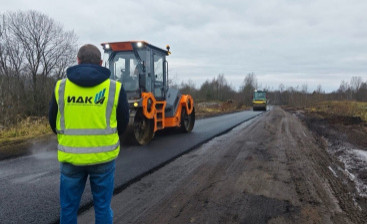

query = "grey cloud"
[[2, 0, 367, 92]]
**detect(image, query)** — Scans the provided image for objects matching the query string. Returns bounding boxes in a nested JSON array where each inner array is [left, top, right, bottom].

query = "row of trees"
[[334, 76, 367, 102], [0, 11, 78, 126], [270, 76, 367, 107], [177, 73, 258, 109], [178, 74, 367, 110]]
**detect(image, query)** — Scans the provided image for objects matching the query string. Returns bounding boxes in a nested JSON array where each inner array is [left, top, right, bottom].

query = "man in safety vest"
[[49, 44, 129, 223]]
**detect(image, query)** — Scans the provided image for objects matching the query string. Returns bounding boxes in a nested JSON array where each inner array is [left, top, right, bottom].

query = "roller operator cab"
[[101, 41, 195, 145], [252, 90, 267, 111]]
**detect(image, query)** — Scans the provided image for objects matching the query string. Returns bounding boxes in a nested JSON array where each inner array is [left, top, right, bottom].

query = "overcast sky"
[[2, 0, 367, 92]]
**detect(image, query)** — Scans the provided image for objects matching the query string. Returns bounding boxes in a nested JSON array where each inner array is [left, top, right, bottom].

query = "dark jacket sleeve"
[[116, 85, 129, 135], [48, 91, 58, 134]]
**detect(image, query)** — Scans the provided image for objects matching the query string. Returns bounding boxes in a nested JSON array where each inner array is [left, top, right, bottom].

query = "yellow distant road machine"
[[252, 90, 267, 111]]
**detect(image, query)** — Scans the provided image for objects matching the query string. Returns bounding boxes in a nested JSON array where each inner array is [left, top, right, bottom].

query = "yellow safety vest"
[[55, 78, 122, 165]]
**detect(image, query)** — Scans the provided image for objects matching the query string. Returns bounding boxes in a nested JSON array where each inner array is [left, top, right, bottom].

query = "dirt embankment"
[[296, 109, 367, 210], [79, 107, 365, 224]]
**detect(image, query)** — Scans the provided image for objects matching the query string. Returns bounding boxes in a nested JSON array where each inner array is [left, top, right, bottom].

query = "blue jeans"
[[60, 160, 115, 224]]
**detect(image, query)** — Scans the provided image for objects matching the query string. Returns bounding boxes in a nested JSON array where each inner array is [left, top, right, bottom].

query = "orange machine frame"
[[141, 92, 194, 132]]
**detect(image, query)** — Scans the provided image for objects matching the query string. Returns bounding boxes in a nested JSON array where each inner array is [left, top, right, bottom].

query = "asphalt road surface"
[[0, 110, 261, 224]]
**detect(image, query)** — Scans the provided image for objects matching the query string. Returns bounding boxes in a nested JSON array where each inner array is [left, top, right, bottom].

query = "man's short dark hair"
[[77, 44, 101, 65]]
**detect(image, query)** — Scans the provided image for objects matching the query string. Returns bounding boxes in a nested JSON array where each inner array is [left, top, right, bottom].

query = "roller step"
[[155, 101, 166, 130]]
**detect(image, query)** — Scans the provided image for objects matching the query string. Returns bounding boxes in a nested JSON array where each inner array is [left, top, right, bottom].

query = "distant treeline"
[[269, 76, 367, 107], [179, 74, 367, 109], [175, 73, 258, 108]]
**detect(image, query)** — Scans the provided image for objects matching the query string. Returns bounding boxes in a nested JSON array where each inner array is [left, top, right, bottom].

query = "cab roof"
[[101, 41, 169, 55]]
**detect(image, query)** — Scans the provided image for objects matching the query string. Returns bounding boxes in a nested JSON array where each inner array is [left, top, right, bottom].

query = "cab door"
[[152, 52, 165, 100]]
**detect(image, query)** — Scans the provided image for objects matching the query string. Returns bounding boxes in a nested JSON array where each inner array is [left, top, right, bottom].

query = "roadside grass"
[[0, 117, 52, 145], [306, 101, 367, 122], [195, 101, 249, 118]]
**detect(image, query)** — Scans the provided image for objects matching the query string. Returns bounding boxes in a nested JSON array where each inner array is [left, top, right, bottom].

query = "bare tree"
[[0, 10, 77, 126], [180, 79, 198, 99], [316, 84, 323, 94], [279, 83, 285, 92], [350, 76, 362, 93], [4, 10, 77, 116], [0, 14, 27, 125], [355, 82, 367, 102], [240, 73, 257, 106]]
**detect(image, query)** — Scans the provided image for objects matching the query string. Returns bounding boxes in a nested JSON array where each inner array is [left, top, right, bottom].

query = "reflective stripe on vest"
[[55, 78, 121, 165], [56, 79, 117, 135], [58, 141, 120, 154]]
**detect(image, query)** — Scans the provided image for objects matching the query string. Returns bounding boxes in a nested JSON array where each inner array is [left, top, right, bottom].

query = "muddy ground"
[[79, 107, 366, 224], [298, 109, 367, 207]]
